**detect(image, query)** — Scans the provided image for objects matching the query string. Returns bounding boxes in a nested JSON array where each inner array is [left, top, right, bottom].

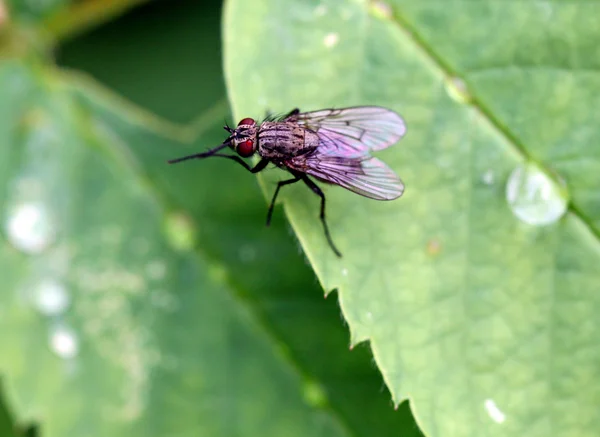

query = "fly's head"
[[225, 117, 258, 158]]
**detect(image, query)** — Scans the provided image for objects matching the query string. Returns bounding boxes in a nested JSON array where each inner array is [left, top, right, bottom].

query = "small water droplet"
[[323, 32, 339, 48], [5, 202, 56, 254], [445, 76, 471, 104], [482, 169, 495, 185], [32, 278, 70, 316], [50, 325, 79, 359], [506, 163, 568, 226], [341, 268, 348, 277], [366, 311, 373, 321], [484, 399, 506, 423]]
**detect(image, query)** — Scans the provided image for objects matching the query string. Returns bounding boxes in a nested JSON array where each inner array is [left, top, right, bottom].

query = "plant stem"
[[45, 0, 152, 42]]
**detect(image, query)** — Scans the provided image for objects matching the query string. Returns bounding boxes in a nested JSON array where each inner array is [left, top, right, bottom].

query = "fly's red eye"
[[237, 139, 255, 157], [237, 117, 255, 126]]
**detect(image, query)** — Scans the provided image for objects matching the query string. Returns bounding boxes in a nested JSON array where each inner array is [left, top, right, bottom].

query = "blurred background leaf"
[[224, 0, 600, 437]]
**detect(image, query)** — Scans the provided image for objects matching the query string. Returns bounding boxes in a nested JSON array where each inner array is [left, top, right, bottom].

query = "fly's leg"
[[266, 176, 301, 227], [205, 155, 269, 173], [299, 174, 342, 258]]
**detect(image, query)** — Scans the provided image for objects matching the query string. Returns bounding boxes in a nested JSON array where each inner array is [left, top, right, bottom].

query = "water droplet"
[[5, 202, 56, 254], [50, 325, 79, 359], [484, 399, 506, 423], [506, 163, 568, 226], [341, 268, 348, 277], [323, 32, 339, 48], [482, 169, 495, 185], [445, 76, 471, 104], [145, 260, 167, 281], [369, 0, 393, 19], [366, 311, 373, 321], [32, 278, 70, 316]]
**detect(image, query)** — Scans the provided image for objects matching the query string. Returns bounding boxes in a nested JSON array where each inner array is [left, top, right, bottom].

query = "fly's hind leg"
[[266, 175, 301, 227], [298, 174, 342, 258]]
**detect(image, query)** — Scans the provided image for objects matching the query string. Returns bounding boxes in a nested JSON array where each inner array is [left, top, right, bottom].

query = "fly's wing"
[[287, 154, 404, 200], [290, 106, 406, 155]]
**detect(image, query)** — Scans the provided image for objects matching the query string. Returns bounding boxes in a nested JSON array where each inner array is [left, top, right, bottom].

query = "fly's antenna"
[[167, 142, 230, 164], [223, 122, 233, 133]]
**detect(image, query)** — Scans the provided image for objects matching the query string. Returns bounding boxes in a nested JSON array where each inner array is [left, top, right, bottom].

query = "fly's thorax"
[[257, 121, 318, 160]]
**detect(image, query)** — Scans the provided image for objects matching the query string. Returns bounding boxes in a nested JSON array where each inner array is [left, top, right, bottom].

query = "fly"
[[168, 106, 406, 257]]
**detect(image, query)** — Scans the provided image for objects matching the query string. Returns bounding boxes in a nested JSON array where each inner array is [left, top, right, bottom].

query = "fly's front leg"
[[299, 174, 342, 258], [207, 155, 269, 173], [266, 176, 301, 226]]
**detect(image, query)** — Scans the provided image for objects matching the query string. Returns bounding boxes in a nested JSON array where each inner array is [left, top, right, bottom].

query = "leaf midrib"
[[387, 6, 600, 247]]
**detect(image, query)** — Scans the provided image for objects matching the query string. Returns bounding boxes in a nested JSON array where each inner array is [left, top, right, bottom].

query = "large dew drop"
[[5, 202, 57, 254], [506, 163, 568, 226]]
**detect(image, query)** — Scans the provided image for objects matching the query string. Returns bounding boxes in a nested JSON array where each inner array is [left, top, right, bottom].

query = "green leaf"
[[224, 1, 600, 436], [0, 59, 350, 437]]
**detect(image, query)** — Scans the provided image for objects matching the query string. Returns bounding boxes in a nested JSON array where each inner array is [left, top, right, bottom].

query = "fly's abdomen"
[[258, 122, 316, 160]]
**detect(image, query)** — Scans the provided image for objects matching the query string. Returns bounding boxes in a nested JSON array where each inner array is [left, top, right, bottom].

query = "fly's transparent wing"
[[292, 106, 406, 155], [287, 154, 404, 200]]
